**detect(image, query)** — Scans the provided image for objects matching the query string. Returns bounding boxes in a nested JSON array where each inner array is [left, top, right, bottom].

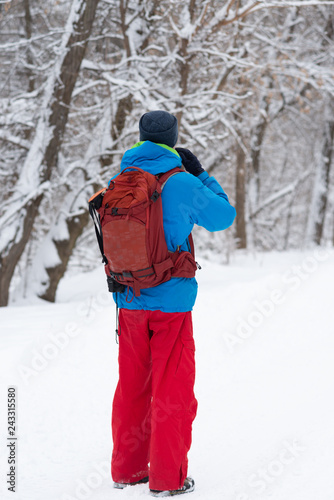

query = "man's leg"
[[148, 311, 198, 492], [111, 309, 152, 484]]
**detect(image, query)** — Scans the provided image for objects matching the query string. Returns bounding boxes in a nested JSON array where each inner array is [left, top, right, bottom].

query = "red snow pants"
[[111, 309, 198, 491]]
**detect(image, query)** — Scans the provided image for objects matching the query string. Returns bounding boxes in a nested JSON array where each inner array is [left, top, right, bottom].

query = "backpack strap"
[[158, 167, 184, 190], [88, 188, 108, 265], [158, 167, 195, 259], [188, 233, 195, 258]]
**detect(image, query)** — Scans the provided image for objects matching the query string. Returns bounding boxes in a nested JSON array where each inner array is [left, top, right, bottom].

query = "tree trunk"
[[175, 0, 198, 126], [0, 195, 43, 307], [235, 142, 247, 249], [23, 0, 35, 92], [309, 116, 334, 245], [0, 0, 100, 307], [29, 104, 113, 302], [111, 95, 133, 144], [309, 15, 334, 245], [250, 92, 269, 204], [39, 211, 90, 302]]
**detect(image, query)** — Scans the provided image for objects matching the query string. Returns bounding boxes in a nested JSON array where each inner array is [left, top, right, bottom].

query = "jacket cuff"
[[197, 171, 209, 182]]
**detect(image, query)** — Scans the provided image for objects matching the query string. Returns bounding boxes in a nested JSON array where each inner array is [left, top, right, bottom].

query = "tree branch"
[[0, 130, 31, 150]]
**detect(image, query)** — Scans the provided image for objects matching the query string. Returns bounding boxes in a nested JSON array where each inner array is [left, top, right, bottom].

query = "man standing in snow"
[[111, 110, 236, 496]]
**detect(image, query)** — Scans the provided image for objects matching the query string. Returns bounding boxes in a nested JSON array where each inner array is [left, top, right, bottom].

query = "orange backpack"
[[88, 166, 197, 300]]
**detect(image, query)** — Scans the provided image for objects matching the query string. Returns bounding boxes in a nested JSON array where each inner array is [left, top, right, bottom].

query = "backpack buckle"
[[112, 207, 118, 215], [151, 190, 160, 202], [122, 271, 132, 278]]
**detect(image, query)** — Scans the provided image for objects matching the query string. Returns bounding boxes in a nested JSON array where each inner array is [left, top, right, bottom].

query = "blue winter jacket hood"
[[110, 141, 236, 312]]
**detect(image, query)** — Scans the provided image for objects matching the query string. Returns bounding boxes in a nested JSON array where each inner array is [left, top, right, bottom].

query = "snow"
[[1, 249, 334, 500]]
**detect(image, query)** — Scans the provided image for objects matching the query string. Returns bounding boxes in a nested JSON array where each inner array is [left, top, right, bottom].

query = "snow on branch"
[[210, 0, 334, 33], [0, 182, 51, 230], [259, 0, 334, 5], [250, 170, 312, 220], [0, 130, 30, 150], [72, 80, 108, 98], [0, 30, 66, 51], [168, 0, 209, 41]]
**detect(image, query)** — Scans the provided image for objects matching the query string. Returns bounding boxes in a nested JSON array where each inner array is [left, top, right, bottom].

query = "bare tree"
[[307, 98, 334, 245], [306, 13, 334, 245], [235, 141, 247, 249], [0, 0, 100, 306]]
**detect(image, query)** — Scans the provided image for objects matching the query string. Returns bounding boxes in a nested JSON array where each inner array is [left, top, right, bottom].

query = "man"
[[111, 110, 236, 496]]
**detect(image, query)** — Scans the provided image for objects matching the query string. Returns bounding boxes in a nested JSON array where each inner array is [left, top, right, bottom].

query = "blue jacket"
[[109, 141, 236, 312]]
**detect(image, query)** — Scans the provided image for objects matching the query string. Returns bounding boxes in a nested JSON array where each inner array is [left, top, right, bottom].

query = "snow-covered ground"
[[1, 249, 334, 500]]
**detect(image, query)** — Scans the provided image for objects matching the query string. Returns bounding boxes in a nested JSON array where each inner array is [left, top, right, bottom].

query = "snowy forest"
[[1, 0, 334, 307]]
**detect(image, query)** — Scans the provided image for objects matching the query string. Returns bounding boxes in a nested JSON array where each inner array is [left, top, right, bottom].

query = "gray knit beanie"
[[139, 110, 178, 148]]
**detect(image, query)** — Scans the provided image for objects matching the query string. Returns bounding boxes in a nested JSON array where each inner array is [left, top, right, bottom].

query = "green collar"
[[131, 141, 180, 157]]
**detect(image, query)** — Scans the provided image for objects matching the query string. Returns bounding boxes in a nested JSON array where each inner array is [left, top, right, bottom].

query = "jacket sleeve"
[[180, 171, 236, 232]]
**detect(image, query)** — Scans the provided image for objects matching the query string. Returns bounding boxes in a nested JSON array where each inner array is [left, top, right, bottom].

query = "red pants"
[[111, 309, 197, 491]]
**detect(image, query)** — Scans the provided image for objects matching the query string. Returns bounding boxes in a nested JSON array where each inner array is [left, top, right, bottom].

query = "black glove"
[[175, 148, 205, 177]]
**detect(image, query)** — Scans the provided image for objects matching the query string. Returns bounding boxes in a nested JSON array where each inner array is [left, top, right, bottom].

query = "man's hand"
[[175, 148, 205, 177]]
